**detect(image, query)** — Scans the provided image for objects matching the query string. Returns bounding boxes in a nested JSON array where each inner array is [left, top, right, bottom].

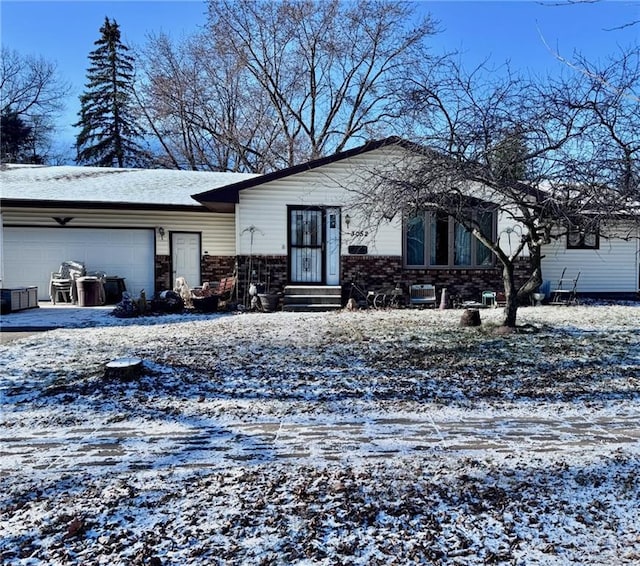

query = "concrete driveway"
[[0, 302, 114, 342], [0, 331, 44, 344]]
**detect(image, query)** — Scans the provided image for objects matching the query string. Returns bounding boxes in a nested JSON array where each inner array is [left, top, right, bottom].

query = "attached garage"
[[1, 164, 258, 303], [2, 227, 155, 300]]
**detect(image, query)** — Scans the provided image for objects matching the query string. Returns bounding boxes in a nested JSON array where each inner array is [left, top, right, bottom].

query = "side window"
[[567, 229, 599, 250], [406, 213, 426, 267]]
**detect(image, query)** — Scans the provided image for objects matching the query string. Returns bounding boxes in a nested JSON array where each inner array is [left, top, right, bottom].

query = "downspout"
[[0, 211, 4, 286], [637, 225, 640, 294]]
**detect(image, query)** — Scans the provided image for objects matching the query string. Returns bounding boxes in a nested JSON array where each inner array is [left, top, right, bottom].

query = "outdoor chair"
[[550, 268, 580, 305], [482, 291, 497, 308], [409, 284, 437, 308], [49, 260, 85, 304]]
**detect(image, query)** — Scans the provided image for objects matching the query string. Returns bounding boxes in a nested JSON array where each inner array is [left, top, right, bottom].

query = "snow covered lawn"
[[1, 305, 639, 564]]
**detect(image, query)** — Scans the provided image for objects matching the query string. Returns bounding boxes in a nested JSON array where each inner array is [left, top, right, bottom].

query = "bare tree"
[[137, 0, 438, 172], [0, 47, 70, 163], [136, 32, 278, 171], [353, 50, 639, 328]]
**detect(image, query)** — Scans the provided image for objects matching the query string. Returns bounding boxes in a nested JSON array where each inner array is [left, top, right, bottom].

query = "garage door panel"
[[3, 228, 154, 300]]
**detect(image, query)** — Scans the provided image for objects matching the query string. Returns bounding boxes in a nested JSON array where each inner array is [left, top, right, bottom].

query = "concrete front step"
[[282, 303, 342, 312], [283, 285, 343, 312], [284, 285, 342, 296], [284, 295, 342, 305]]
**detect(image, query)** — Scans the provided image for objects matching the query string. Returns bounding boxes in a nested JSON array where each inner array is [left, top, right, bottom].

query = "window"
[[567, 229, 599, 250], [405, 210, 495, 268]]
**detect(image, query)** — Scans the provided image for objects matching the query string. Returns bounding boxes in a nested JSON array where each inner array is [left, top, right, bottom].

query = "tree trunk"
[[502, 263, 519, 327], [517, 243, 543, 301], [105, 357, 142, 381]]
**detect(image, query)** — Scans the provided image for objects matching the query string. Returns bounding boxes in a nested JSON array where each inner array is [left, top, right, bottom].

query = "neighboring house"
[[0, 164, 256, 301], [541, 221, 640, 296]]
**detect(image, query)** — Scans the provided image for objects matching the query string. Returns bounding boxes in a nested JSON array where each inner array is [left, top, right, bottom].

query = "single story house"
[[1, 138, 638, 307], [192, 138, 639, 305]]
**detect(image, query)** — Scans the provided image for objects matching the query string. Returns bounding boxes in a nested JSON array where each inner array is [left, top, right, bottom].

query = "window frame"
[[566, 229, 599, 250], [403, 209, 496, 269]]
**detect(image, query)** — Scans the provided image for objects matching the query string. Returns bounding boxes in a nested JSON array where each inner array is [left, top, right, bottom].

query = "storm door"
[[289, 207, 324, 283]]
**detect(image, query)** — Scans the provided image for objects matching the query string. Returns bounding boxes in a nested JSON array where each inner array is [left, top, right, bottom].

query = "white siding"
[[541, 223, 640, 293], [1, 208, 235, 256], [237, 150, 401, 256], [497, 209, 530, 258]]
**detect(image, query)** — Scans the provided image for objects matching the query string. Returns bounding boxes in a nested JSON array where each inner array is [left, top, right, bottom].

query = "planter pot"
[[258, 293, 279, 312], [192, 295, 219, 313]]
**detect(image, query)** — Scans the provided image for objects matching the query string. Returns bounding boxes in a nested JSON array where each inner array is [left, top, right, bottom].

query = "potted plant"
[[256, 267, 279, 312]]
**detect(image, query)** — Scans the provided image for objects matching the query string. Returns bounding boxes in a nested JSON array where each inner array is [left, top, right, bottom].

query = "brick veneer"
[[155, 253, 533, 305], [201, 255, 237, 285], [235, 255, 288, 295], [154, 255, 171, 293], [154, 254, 237, 295], [342, 255, 533, 304]]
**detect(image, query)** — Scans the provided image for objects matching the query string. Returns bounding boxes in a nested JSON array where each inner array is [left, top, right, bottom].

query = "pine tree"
[[1, 110, 39, 163], [75, 17, 146, 167], [490, 126, 529, 183]]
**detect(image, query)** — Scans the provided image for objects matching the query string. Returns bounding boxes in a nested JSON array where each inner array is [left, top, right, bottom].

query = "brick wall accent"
[[235, 255, 288, 297], [154, 255, 171, 293], [201, 255, 236, 285], [342, 255, 533, 303], [185, 253, 534, 306]]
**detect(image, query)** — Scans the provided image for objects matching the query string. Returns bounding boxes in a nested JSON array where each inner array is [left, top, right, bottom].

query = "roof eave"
[[192, 136, 410, 204], [0, 198, 211, 212]]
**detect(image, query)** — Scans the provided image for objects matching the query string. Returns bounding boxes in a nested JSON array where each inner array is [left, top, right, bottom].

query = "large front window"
[[405, 210, 495, 268]]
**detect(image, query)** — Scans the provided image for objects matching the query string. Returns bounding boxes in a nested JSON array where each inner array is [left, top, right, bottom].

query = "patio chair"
[[481, 291, 497, 308], [550, 268, 580, 305], [409, 284, 437, 308], [49, 260, 85, 304]]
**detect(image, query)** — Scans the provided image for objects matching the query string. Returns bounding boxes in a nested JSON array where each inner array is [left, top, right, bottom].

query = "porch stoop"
[[282, 285, 343, 312]]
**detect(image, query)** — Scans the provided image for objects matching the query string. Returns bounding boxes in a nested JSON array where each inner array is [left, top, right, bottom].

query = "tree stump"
[[105, 357, 143, 381], [460, 308, 481, 327]]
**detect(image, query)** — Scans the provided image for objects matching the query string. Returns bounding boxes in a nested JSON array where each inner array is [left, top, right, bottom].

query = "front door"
[[171, 232, 201, 288], [288, 207, 340, 284]]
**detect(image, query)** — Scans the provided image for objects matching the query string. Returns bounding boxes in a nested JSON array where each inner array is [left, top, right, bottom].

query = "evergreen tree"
[[75, 17, 146, 167], [490, 126, 529, 183], [0, 109, 40, 163]]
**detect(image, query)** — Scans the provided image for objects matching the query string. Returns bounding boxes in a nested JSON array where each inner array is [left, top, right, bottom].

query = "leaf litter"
[[1, 304, 639, 564]]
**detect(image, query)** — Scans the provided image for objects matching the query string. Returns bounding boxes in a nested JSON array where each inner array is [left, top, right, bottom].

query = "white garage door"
[[2, 227, 154, 300]]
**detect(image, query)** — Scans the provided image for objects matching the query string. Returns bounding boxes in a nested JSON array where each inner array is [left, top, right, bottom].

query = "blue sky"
[[1, 0, 638, 156]]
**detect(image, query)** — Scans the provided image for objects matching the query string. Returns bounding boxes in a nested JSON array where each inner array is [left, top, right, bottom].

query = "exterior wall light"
[[158, 227, 165, 240]]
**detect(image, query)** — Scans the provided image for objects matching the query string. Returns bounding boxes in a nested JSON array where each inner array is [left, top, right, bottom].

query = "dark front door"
[[289, 207, 323, 283]]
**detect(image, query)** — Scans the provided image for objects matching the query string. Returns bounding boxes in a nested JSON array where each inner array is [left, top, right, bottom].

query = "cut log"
[[105, 357, 143, 381], [460, 308, 481, 327]]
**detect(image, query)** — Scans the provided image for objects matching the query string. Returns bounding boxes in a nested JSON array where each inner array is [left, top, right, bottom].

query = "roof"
[[0, 164, 258, 211], [192, 136, 412, 208]]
